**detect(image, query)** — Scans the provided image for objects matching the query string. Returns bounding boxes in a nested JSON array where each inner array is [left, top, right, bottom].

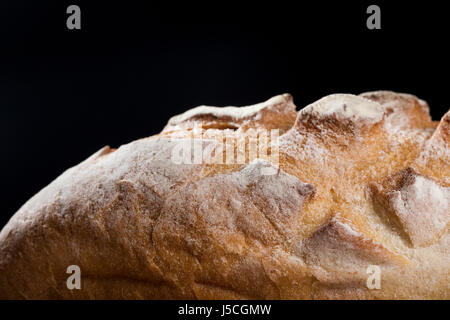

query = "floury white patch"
[[178, 304, 213, 317]]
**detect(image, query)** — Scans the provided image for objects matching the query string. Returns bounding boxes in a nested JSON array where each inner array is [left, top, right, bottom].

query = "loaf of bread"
[[0, 91, 448, 299]]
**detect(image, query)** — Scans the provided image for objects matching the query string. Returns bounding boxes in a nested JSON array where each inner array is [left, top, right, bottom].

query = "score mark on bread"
[[370, 168, 450, 247], [297, 213, 408, 285], [163, 94, 297, 133], [298, 94, 385, 133]]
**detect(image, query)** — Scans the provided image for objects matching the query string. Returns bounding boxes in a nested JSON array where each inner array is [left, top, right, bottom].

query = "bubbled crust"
[[0, 92, 448, 299]]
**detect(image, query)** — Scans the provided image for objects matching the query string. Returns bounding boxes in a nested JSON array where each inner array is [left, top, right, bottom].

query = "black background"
[[0, 1, 448, 232]]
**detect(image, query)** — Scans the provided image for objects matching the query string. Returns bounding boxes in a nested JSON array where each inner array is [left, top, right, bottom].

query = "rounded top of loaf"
[[0, 91, 448, 299]]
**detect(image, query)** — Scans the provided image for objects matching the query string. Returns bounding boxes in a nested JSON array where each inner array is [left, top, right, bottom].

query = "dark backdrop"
[[0, 1, 448, 229]]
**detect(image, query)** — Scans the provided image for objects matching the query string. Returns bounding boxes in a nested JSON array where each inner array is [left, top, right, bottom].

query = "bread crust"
[[0, 92, 448, 299]]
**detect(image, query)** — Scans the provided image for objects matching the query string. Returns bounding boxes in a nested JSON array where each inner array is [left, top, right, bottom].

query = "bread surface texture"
[[0, 91, 449, 299]]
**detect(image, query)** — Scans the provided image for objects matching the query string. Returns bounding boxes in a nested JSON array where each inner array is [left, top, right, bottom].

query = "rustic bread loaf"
[[0, 91, 448, 299]]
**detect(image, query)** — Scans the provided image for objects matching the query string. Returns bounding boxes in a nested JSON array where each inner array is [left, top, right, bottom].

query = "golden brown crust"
[[0, 91, 448, 299], [162, 93, 297, 134]]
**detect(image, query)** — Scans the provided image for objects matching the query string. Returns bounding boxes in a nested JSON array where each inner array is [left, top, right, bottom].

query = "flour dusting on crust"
[[299, 94, 384, 126], [168, 94, 293, 124]]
